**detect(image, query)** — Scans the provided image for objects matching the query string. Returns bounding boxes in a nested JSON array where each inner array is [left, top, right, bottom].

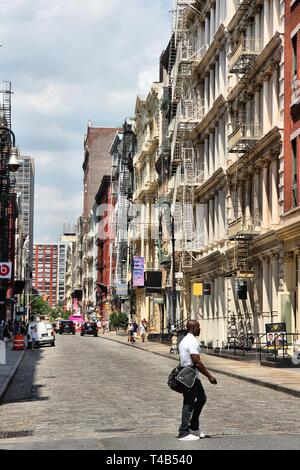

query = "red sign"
[[0, 262, 12, 279]]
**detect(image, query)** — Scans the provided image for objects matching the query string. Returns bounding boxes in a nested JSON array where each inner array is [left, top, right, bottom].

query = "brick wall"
[[284, 0, 300, 212], [83, 127, 120, 234]]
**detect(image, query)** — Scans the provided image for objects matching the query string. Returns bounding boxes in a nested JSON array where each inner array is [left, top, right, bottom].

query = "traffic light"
[[203, 282, 211, 295]]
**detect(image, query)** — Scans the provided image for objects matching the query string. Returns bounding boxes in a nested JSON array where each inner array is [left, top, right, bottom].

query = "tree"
[[109, 312, 128, 330], [29, 295, 51, 319]]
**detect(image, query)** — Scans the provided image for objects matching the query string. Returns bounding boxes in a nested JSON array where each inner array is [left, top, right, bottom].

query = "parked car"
[[80, 322, 98, 337], [27, 321, 55, 348], [59, 320, 75, 335]]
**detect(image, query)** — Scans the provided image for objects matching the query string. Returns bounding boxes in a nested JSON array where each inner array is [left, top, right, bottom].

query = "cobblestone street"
[[1, 335, 300, 450]]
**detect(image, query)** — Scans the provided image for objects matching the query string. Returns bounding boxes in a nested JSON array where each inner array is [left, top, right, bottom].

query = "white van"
[[27, 321, 55, 348]]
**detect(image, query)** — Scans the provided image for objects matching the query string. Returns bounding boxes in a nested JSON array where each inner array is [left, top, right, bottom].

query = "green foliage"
[[30, 295, 51, 317], [109, 312, 128, 329]]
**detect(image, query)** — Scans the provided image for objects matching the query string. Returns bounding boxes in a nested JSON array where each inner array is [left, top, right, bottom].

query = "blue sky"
[[0, 0, 171, 242]]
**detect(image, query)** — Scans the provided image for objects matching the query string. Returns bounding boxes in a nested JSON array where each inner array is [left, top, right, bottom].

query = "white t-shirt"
[[179, 333, 201, 379]]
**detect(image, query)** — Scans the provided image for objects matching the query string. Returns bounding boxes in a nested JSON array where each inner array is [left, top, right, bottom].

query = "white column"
[[262, 163, 270, 229], [254, 86, 261, 130], [215, 0, 220, 31], [204, 201, 209, 247], [273, 0, 280, 33], [204, 137, 209, 179], [255, 11, 261, 40], [214, 193, 219, 242], [262, 256, 271, 323], [271, 66, 279, 126], [270, 254, 279, 321], [270, 157, 280, 225], [215, 58, 219, 98], [210, 8, 215, 43], [246, 98, 252, 137], [219, 48, 226, 96], [263, 0, 270, 47], [210, 66, 215, 104], [219, 191, 226, 240], [209, 132, 214, 175], [263, 77, 271, 134], [215, 126, 219, 170], [204, 74, 209, 113], [209, 198, 214, 245], [218, 119, 223, 168], [205, 15, 210, 46], [219, 0, 225, 23], [253, 169, 260, 228], [245, 177, 252, 221]]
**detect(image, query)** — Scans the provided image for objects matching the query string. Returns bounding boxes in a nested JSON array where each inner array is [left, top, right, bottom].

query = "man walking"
[[178, 319, 217, 441]]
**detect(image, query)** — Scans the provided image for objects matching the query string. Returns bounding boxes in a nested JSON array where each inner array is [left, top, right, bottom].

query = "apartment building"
[[14, 156, 35, 267], [151, 0, 285, 345], [277, 0, 300, 334], [131, 85, 164, 331], [33, 244, 59, 307]]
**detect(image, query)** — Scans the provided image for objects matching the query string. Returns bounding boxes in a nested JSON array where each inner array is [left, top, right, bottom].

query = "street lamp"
[[121, 246, 136, 319], [0, 125, 20, 172], [24, 264, 32, 324]]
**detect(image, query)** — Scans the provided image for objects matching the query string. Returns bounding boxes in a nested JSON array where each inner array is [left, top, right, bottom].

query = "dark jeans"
[[178, 379, 207, 438]]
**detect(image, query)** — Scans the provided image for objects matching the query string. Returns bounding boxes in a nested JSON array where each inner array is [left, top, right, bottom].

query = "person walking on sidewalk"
[[178, 319, 217, 442]]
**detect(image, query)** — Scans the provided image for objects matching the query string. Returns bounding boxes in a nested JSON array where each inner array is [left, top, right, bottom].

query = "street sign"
[[175, 272, 183, 279], [193, 283, 203, 296], [0, 262, 12, 279], [237, 270, 255, 279]]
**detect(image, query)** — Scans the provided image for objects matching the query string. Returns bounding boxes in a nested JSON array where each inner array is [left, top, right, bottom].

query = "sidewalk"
[[0, 341, 25, 401], [101, 332, 300, 398]]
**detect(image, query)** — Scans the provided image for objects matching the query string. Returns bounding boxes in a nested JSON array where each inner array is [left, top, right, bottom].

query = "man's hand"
[[208, 375, 217, 385]]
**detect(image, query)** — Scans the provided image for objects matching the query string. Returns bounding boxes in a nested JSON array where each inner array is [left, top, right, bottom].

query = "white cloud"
[[0, 0, 171, 242]]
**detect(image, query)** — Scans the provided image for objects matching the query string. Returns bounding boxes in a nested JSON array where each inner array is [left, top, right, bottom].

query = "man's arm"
[[191, 354, 217, 384]]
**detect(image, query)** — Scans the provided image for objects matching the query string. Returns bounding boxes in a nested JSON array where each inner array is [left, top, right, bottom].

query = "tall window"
[[292, 138, 298, 207], [292, 35, 298, 78]]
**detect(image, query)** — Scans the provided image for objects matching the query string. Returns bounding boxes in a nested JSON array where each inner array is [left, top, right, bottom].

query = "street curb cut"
[[99, 335, 300, 398], [0, 350, 25, 402]]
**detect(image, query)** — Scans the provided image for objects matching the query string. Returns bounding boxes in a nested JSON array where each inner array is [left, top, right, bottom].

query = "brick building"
[[94, 175, 112, 320], [82, 123, 120, 315], [284, 0, 300, 210], [33, 244, 59, 308]]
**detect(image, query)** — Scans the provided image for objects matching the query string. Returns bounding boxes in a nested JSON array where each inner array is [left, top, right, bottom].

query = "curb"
[[0, 350, 25, 402], [100, 335, 300, 398]]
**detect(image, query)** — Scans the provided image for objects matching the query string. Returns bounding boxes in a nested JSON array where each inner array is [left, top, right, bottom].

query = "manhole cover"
[[0, 431, 33, 439]]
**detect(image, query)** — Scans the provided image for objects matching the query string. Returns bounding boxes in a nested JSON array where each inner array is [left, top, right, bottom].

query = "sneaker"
[[190, 430, 206, 439], [178, 434, 200, 441]]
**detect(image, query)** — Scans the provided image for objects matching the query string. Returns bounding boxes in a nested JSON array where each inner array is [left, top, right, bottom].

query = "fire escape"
[[0, 81, 17, 320], [225, 4, 262, 340], [168, 0, 205, 270]]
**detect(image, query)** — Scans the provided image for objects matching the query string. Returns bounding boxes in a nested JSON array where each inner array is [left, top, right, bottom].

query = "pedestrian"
[[127, 321, 134, 343], [0, 320, 4, 340], [132, 320, 138, 342], [177, 319, 217, 441], [139, 321, 147, 343], [30, 326, 37, 349], [3, 323, 10, 342]]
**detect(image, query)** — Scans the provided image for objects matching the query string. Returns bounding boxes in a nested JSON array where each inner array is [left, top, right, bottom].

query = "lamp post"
[[170, 214, 176, 330], [121, 246, 135, 319], [24, 264, 32, 324], [0, 118, 20, 322]]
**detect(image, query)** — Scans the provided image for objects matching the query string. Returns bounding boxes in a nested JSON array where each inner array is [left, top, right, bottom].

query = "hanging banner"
[[132, 257, 144, 287], [193, 283, 203, 296], [116, 283, 128, 296]]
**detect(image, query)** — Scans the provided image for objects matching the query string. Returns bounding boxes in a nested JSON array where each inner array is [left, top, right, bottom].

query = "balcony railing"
[[228, 216, 261, 239], [228, 123, 262, 153], [229, 38, 262, 74]]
